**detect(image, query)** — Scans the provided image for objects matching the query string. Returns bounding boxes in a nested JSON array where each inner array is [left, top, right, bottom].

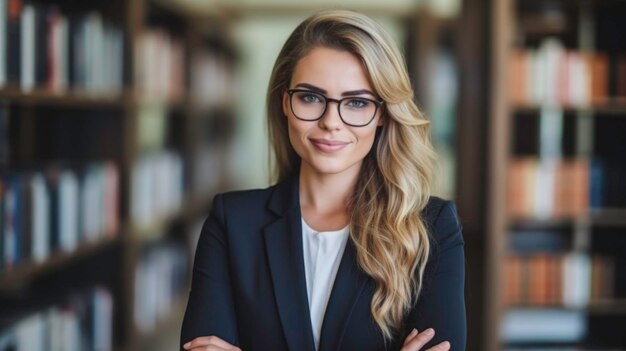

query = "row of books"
[[508, 157, 626, 218], [501, 309, 586, 344], [502, 253, 615, 307], [131, 151, 184, 233], [0, 286, 113, 351], [191, 49, 236, 108], [1, 162, 119, 273], [509, 38, 626, 107], [0, 0, 124, 93], [135, 28, 185, 102], [134, 242, 188, 333], [507, 157, 589, 219]]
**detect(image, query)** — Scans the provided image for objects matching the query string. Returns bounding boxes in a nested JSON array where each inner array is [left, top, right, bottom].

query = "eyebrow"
[[294, 83, 377, 98]]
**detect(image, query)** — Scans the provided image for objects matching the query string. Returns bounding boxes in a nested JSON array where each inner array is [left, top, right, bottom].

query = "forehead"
[[290, 46, 374, 92]]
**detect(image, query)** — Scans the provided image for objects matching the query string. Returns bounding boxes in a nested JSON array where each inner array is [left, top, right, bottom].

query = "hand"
[[183, 336, 242, 351], [400, 328, 451, 351]]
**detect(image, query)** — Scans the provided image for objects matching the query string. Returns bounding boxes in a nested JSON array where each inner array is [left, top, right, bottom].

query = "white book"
[[501, 308, 586, 343], [539, 106, 563, 158], [47, 307, 62, 351], [59, 171, 79, 252], [85, 12, 103, 92], [568, 53, 584, 108], [534, 158, 556, 219], [563, 252, 591, 307], [542, 38, 565, 106], [20, 4, 35, 91], [93, 287, 113, 351], [15, 313, 46, 351], [31, 173, 50, 262], [0, 0, 7, 86]]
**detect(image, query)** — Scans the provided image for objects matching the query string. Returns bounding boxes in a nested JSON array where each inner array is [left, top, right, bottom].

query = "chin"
[[303, 156, 360, 175]]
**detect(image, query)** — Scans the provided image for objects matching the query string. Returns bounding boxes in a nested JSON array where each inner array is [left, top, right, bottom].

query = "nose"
[[318, 100, 343, 130]]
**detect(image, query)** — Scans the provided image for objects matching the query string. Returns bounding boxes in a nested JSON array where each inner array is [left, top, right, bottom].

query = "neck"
[[298, 161, 360, 219]]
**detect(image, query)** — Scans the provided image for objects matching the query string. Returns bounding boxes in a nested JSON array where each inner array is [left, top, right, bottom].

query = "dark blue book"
[[6, 0, 22, 85], [0, 179, 5, 273], [589, 158, 604, 209], [46, 169, 60, 253], [2, 174, 22, 270]]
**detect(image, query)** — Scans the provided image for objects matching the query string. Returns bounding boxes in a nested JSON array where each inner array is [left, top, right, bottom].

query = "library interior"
[[0, 0, 625, 350]]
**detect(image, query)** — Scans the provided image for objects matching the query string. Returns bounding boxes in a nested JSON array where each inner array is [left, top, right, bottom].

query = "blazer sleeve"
[[180, 193, 240, 349], [398, 201, 467, 350]]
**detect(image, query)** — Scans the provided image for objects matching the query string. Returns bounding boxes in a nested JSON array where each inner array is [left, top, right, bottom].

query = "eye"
[[296, 92, 323, 104], [344, 98, 370, 109]]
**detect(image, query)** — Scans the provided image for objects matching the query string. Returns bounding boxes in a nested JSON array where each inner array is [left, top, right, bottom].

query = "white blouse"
[[301, 218, 350, 351]]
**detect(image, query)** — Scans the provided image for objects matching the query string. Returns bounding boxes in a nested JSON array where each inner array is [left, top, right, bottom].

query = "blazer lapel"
[[263, 170, 371, 351], [318, 239, 369, 351], [263, 171, 316, 351]]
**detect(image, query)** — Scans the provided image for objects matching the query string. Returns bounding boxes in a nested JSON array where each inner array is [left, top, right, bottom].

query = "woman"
[[181, 9, 466, 351]]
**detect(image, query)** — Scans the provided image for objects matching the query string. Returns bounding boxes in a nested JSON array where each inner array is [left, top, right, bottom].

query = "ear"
[[282, 91, 290, 118], [377, 114, 384, 127]]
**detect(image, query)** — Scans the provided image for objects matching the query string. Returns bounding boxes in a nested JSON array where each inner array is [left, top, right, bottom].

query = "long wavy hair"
[[266, 9, 438, 342]]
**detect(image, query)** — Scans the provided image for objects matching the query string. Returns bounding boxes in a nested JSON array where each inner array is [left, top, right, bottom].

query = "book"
[[501, 308, 586, 343], [6, 0, 21, 86], [509, 40, 616, 108], [0, 0, 7, 86], [0, 287, 113, 351]]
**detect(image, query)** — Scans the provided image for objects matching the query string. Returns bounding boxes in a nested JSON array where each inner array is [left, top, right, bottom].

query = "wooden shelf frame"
[[487, 0, 626, 350]]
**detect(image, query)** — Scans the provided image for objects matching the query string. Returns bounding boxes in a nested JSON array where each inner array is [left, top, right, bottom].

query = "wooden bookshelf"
[[487, 0, 626, 350], [0, 234, 121, 290], [0, 87, 129, 108], [0, 0, 237, 349]]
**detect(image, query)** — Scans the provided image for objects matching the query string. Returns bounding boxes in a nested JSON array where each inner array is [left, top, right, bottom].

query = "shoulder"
[[211, 183, 280, 213], [422, 196, 464, 252]]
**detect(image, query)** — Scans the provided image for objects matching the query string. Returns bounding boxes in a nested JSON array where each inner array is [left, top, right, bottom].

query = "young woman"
[[181, 9, 466, 351]]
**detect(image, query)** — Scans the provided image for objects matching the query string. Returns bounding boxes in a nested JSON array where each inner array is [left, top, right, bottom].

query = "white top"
[[301, 218, 350, 351]]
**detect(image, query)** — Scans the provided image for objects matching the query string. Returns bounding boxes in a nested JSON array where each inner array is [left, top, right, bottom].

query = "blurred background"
[[0, 0, 625, 350]]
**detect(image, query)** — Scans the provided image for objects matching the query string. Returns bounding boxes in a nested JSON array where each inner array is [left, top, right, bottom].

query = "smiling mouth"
[[309, 138, 350, 152]]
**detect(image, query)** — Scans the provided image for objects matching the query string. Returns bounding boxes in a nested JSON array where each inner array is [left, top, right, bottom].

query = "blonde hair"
[[266, 9, 437, 342]]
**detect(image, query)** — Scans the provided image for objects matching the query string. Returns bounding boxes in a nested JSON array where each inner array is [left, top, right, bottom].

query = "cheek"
[[354, 127, 378, 150], [286, 119, 311, 155]]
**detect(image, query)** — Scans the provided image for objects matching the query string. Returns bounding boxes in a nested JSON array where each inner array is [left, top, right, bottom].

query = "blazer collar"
[[263, 168, 370, 351]]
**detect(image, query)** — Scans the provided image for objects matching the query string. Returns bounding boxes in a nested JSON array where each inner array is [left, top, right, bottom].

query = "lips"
[[309, 138, 350, 153]]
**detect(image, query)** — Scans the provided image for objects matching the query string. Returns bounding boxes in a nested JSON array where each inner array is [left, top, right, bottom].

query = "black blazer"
[[180, 171, 466, 351]]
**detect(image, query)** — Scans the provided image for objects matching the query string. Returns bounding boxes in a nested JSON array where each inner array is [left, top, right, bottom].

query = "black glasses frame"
[[286, 88, 384, 127]]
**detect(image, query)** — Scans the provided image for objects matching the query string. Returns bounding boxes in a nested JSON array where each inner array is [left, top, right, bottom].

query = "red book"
[[591, 53, 609, 104]]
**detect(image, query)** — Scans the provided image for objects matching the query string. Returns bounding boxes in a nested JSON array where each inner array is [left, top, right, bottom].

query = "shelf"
[[0, 234, 122, 291], [589, 208, 626, 227], [130, 195, 212, 242], [508, 208, 626, 228], [511, 99, 626, 116], [0, 87, 129, 108], [132, 92, 189, 110], [504, 299, 626, 314], [0, 87, 196, 111]]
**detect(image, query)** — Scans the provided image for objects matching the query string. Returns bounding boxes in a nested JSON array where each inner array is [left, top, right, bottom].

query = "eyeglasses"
[[286, 89, 384, 127]]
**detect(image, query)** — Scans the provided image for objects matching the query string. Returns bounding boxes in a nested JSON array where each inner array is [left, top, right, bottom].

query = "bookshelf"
[[488, 0, 626, 350], [0, 0, 238, 349]]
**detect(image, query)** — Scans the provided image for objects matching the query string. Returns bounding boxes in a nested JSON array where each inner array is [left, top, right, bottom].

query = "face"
[[283, 46, 383, 177]]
